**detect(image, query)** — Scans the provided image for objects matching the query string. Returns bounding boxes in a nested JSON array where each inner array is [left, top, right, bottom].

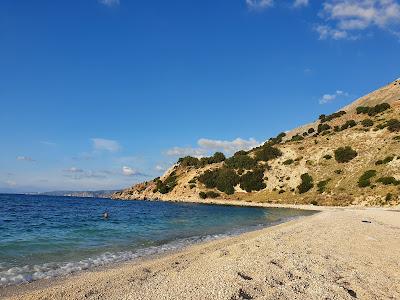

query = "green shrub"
[[155, 171, 178, 194], [334, 146, 357, 163], [239, 169, 266, 192], [298, 173, 314, 194], [358, 170, 377, 188], [206, 191, 220, 198], [178, 156, 200, 167], [188, 178, 197, 184], [375, 156, 394, 165], [269, 132, 286, 145], [357, 103, 390, 116], [319, 111, 346, 123], [282, 159, 294, 165], [385, 193, 393, 201], [234, 150, 247, 156], [361, 119, 374, 127], [255, 145, 282, 162], [318, 123, 332, 133], [317, 179, 330, 193], [189, 184, 196, 189], [198, 168, 240, 195], [308, 128, 315, 134], [323, 154, 332, 160], [225, 154, 257, 169], [377, 177, 400, 185], [199, 192, 207, 199], [387, 119, 400, 132], [290, 134, 304, 142], [340, 120, 357, 130], [334, 169, 343, 174]]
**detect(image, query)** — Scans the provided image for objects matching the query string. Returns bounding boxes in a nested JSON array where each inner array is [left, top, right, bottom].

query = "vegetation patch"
[[334, 146, 357, 163], [154, 171, 178, 194], [254, 145, 282, 162], [239, 169, 266, 192], [377, 177, 400, 186], [225, 154, 257, 170], [298, 173, 314, 194], [386, 119, 400, 132], [323, 154, 332, 160], [361, 119, 374, 127], [358, 170, 377, 188], [317, 179, 330, 193], [319, 111, 346, 123], [340, 120, 357, 130], [375, 156, 394, 165], [282, 159, 294, 165], [318, 123, 331, 133], [356, 103, 390, 116], [198, 168, 240, 195]]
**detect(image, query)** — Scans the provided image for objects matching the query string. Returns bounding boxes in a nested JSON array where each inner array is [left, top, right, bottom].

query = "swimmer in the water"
[[103, 211, 109, 219]]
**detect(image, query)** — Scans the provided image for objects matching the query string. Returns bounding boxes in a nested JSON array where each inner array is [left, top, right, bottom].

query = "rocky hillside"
[[113, 79, 400, 206]]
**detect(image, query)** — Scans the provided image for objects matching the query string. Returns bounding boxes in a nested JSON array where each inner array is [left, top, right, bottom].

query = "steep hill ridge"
[[114, 79, 400, 206]]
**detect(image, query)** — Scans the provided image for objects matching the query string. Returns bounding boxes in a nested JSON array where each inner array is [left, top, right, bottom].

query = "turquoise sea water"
[[0, 194, 314, 286]]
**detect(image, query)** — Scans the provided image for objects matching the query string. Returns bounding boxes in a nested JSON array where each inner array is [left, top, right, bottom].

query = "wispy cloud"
[[91, 138, 121, 152], [319, 90, 349, 104], [16, 156, 35, 162], [293, 0, 309, 8], [5, 180, 17, 187], [98, 0, 120, 7], [40, 141, 56, 146], [166, 137, 261, 158], [246, 0, 274, 10], [316, 0, 400, 40], [63, 167, 84, 173]]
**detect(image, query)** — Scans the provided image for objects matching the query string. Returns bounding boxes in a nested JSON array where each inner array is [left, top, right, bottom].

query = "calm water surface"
[[0, 194, 315, 286]]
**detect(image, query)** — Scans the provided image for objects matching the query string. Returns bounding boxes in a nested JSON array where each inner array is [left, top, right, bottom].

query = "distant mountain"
[[114, 78, 400, 207], [39, 190, 120, 198]]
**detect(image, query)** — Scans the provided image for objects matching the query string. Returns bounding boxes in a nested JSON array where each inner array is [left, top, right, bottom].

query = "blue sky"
[[1, 0, 400, 192]]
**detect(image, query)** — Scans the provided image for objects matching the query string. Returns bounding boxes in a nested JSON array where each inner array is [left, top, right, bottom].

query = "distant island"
[[37, 190, 120, 198], [114, 79, 400, 207]]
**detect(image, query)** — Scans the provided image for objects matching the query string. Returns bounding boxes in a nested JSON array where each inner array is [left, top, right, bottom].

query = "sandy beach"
[[1, 204, 400, 300]]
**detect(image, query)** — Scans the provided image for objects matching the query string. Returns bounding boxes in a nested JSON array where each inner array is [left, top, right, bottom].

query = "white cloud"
[[165, 147, 207, 158], [64, 167, 84, 173], [166, 137, 261, 158], [91, 138, 121, 152], [155, 165, 167, 172], [198, 138, 260, 154], [122, 166, 138, 176], [40, 141, 56, 146], [317, 0, 400, 39], [246, 0, 274, 10], [99, 0, 120, 6], [5, 180, 17, 187], [293, 0, 309, 8], [319, 90, 349, 104], [16, 156, 35, 162]]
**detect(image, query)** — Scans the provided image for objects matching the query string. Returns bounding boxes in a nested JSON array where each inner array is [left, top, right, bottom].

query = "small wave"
[[0, 233, 229, 287]]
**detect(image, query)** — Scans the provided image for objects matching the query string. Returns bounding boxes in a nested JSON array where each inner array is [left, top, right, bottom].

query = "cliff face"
[[114, 79, 400, 206]]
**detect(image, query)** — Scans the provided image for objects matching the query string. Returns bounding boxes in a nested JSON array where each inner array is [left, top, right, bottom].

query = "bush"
[[178, 156, 200, 167], [387, 119, 400, 132], [323, 154, 332, 160], [361, 119, 374, 127], [358, 170, 377, 188], [340, 120, 357, 130], [298, 173, 314, 194], [377, 177, 400, 185], [317, 179, 330, 193], [319, 111, 346, 123], [282, 159, 294, 165], [269, 132, 286, 145], [225, 154, 257, 169], [308, 128, 315, 134], [357, 103, 390, 116], [290, 134, 304, 142], [375, 156, 394, 165], [198, 168, 240, 195], [199, 192, 207, 199], [206, 191, 220, 198], [334, 169, 343, 174], [239, 169, 266, 192], [155, 171, 178, 194], [386, 193, 393, 201], [199, 152, 227, 166], [255, 145, 282, 162], [334, 146, 357, 163], [318, 123, 331, 133]]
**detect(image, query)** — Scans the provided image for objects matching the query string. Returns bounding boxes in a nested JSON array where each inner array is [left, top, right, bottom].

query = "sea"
[[0, 194, 315, 286]]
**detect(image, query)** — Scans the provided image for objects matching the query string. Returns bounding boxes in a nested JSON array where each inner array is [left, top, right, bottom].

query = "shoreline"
[[2, 206, 400, 299]]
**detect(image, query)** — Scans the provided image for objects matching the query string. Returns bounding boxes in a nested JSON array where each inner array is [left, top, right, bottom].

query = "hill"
[[39, 190, 119, 198], [113, 79, 400, 206]]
